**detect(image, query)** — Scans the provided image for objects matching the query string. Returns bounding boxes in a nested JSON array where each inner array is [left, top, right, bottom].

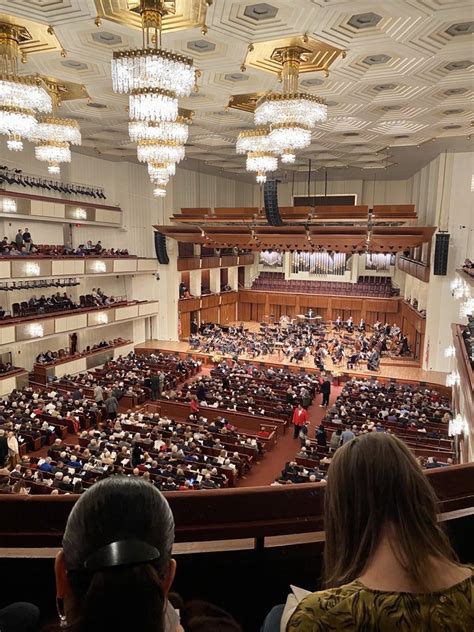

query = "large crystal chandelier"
[[35, 141, 71, 174], [137, 139, 185, 164], [236, 127, 271, 154], [254, 47, 326, 161], [148, 161, 176, 178], [237, 128, 277, 183], [129, 115, 190, 144], [33, 83, 82, 175], [111, 1, 196, 198], [246, 151, 278, 184], [0, 24, 52, 151], [111, 0, 196, 106]]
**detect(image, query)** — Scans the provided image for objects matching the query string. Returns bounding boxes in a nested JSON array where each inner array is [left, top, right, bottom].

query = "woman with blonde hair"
[[281, 433, 473, 631]]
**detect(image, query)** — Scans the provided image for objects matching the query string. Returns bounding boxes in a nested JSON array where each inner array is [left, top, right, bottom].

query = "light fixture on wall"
[[28, 323, 44, 338], [445, 370, 460, 387], [72, 207, 87, 220], [92, 261, 107, 273], [24, 262, 40, 276], [1, 198, 17, 213], [444, 345, 455, 358], [97, 312, 108, 324], [460, 297, 474, 319], [448, 413, 468, 437], [450, 277, 469, 299]]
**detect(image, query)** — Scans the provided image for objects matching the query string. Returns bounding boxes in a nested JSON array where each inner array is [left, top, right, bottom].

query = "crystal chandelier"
[[129, 116, 189, 144], [246, 151, 278, 184], [253, 47, 326, 162], [269, 122, 312, 157], [35, 141, 71, 174], [0, 24, 52, 151], [255, 93, 326, 128], [33, 83, 82, 175], [148, 161, 176, 178], [153, 185, 167, 198], [236, 127, 271, 154], [111, 1, 196, 105], [111, 1, 197, 199], [129, 87, 178, 122], [35, 116, 81, 145], [137, 139, 185, 164]]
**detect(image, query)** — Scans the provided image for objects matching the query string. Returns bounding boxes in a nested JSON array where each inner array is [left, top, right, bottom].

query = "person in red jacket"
[[292, 403, 308, 439], [190, 396, 199, 415]]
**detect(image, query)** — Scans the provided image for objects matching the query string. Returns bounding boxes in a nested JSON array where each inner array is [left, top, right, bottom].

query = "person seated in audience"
[[263, 433, 473, 632], [54, 476, 180, 631], [179, 281, 187, 299]]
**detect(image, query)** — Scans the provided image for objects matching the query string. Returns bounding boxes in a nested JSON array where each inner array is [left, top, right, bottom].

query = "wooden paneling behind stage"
[[179, 291, 238, 336]]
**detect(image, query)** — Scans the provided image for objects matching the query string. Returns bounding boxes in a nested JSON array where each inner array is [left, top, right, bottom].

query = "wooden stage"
[[136, 329, 448, 386]]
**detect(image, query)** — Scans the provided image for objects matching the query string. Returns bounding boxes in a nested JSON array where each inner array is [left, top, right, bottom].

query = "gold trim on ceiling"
[[227, 93, 266, 114], [243, 35, 346, 78], [94, 0, 212, 34], [38, 76, 90, 103], [0, 13, 63, 57]]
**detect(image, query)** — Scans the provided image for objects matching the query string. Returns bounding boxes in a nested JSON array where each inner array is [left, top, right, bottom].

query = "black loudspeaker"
[[264, 180, 283, 226], [433, 233, 449, 276], [154, 232, 169, 265]]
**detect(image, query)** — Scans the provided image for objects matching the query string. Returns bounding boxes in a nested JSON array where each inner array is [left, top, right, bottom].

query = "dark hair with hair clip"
[[62, 476, 174, 632]]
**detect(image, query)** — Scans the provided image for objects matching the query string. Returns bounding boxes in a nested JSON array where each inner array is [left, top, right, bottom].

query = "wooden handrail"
[[0, 463, 471, 547]]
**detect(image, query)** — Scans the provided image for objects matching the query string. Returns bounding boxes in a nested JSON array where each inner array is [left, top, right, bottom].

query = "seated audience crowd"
[[178, 361, 320, 419], [461, 315, 474, 369], [0, 232, 130, 258], [35, 339, 128, 365], [2, 288, 123, 320]]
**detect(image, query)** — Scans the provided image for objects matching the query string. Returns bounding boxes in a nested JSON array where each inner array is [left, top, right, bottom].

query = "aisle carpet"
[[236, 385, 341, 487]]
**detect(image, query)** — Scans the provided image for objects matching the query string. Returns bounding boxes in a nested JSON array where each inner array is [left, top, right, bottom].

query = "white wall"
[[407, 152, 474, 372]]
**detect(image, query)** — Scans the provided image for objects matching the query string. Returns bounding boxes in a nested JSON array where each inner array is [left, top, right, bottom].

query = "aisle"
[[236, 385, 341, 487]]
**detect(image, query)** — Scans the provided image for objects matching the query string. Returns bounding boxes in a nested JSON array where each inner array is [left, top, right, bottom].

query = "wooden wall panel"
[[221, 291, 238, 305], [202, 294, 220, 309], [180, 312, 191, 339], [179, 298, 200, 313], [220, 302, 236, 325], [201, 306, 219, 323], [268, 293, 296, 306]]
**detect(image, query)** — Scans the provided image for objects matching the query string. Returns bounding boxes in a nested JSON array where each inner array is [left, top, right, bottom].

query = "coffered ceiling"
[[2, 0, 473, 181]]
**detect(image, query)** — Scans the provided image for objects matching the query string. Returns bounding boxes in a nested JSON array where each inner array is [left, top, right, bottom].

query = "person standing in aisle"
[[292, 403, 308, 440], [320, 378, 331, 407]]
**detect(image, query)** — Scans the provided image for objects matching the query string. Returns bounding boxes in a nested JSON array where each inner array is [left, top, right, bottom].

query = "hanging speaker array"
[[264, 180, 283, 227], [154, 231, 169, 265]]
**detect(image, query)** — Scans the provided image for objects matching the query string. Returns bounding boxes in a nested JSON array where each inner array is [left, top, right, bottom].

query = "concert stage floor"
[[135, 328, 447, 386]]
